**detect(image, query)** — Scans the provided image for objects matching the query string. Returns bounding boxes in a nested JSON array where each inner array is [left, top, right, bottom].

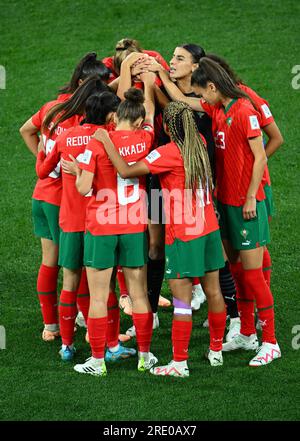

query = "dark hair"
[[206, 53, 243, 84], [179, 44, 206, 64], [116, 87, 145, 123], [114, 38, 143, 75], [83, 92, 120, 125], [44, 75, 110, 135], [59, 52, 111, 94], [191, 57, 250, 101]]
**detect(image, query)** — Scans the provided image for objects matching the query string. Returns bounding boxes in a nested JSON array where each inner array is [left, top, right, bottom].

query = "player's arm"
[[140, 72, 156, 126], [243, 135, 267, 220], [263, 121, 284, 158], [117, 52, 149, 100], [68, 154, 94, 196], [145, 59, 204, 111], [19, 118, 40, 157], [36, 140, 60, 179], [93, 129, 149, 178]]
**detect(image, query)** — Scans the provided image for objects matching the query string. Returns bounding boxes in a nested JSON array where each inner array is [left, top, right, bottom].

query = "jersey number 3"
[[215, 131, 225, 149]]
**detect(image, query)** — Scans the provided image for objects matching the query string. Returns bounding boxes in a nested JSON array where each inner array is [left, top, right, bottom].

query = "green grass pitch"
[[1, 0, 300, 422]]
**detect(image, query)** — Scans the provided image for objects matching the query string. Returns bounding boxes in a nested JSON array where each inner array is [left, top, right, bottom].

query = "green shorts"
[[264, 184, 275, 220], [84, 231, 148, 269], [58, 231, 84, 270], [217, 200, 270, 250], [32, 199, 60, 245], [165, 230, 224, 279]]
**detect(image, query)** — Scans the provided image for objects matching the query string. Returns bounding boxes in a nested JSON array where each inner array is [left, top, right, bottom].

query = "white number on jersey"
[[215, 131, 225, 149], [117, 162, 139, 206], [43, 135, 60, 179]]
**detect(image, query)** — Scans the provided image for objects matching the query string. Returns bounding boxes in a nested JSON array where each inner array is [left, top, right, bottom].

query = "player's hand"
[[243, 197, 257, 220], [61, 156, 79, 175], [93, 128, 109, 142], [140, 71, 157, 84], [123, 52, 148, 67], [146, 57, 163, 73]]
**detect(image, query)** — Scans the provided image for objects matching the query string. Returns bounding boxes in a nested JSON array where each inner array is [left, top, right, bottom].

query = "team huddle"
[[20, 38, 284, 378]]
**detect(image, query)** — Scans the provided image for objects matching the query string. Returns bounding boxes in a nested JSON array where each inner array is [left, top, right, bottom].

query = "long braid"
[[163, 101, 213, 193]]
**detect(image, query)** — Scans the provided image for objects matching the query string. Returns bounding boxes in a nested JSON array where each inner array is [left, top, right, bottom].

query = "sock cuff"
[[60, 290, 77, 304], [40, 264, 59, 275]]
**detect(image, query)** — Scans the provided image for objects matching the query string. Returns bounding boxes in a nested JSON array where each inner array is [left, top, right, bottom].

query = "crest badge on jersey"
[[226, 117, 233, 126]]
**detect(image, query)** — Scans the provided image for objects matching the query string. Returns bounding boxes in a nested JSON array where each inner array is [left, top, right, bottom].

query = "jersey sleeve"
[[239, 107, 262, 139], [239, 84, 274, 127], [141, 144, 175, 174], [200, 100, 215, 118], [36, 142, 60, 179], [79, 139, 103, 174], [31, 110, 42, 129]]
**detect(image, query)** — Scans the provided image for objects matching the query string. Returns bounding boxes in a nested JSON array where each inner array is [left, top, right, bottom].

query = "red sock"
[[117, 266, 128, 296], [262, 248, 272, 287], [172, 320, 193, 361], [88, 317, 107, 359], [132, 312, 153, 352], [208, 310, 227, 351], [192, 277, 200, 285], [244, 268, 276, 344], [107, 292, 120, 348], [231, 262, 255, 336], [59, 290, 77, 345], [76, 269, 90, 324], [37, 264, 59, 325]]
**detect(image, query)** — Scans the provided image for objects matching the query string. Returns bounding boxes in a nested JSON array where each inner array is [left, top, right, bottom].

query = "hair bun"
[[124, 87, 144, 104]]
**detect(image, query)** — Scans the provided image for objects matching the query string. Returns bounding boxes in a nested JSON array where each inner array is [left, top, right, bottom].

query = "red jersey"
[[142, 142, 219, 245], [239, 84, 274, 186], [201, 98, 265, 206], [79, 126, 154, 235], [103, 49, 169, 86], [36, 123, 111, 232], [31, 98, 80, 206]]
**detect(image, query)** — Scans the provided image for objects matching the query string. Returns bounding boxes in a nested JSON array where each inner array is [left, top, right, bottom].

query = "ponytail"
[[44, 76, 109, 136]]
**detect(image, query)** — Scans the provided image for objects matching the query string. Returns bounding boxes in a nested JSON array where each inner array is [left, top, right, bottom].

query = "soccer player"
[[19, 56, 111, 342], [191, 58, 281, 366], [141, 44, 236, 319], [95, 101, 227, 378], [70, 79, 158, 377], [206, 53, 284, 288], [36, 92, 126, 362]]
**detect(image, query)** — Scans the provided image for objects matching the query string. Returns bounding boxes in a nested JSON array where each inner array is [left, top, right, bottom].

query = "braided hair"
[[163, 101, 213, 193]]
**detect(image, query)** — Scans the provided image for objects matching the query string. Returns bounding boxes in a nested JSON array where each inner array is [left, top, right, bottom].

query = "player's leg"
[[150, 277, 191, 378], [33, 199, 60, 341], [200, 270, 226, 366], [120, 232, 157, 370]]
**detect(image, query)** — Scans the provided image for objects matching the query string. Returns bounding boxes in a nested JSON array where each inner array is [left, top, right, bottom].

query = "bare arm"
[[263, 121, 284, 158], [243, 135, 267, 220], [117, 52, 148, 100], [92, 129, 149, 178], [19, 118, 40, 157], [140, 72, 156, 126], [68, 155, 94, 196]]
